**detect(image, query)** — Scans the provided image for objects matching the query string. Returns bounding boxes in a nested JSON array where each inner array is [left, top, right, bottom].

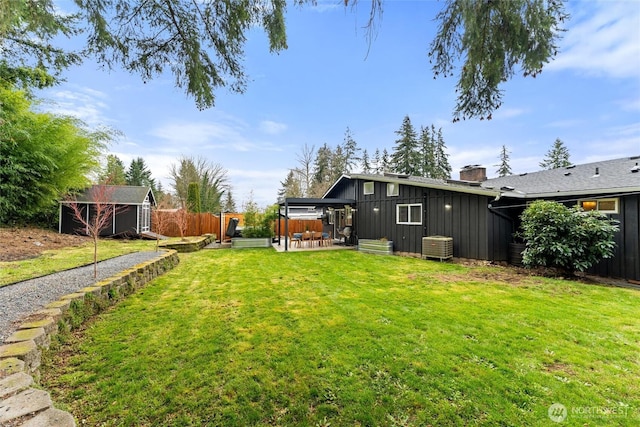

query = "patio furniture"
[[290, 232, 302, 248], [301, 231, 312, 247], [311, 231, 322, 247], [322, 231, 332, 246]]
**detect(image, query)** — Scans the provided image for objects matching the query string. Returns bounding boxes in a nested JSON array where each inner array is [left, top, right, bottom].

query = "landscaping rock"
[[0, 372, 32, 399], [0, 388, 51, 424], [0, 358, 25, 378], [20, 407, 76, 427], [0, 341, 40, 372], [5, 329, 49, 349]]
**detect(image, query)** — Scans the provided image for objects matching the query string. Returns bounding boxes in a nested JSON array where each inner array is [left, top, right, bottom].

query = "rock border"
[[158, 234, 215, 252], [0, 250, 180, 427]]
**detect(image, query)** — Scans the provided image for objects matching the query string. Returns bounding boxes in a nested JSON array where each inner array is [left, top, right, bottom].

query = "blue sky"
[[42, 1, 640, 207]]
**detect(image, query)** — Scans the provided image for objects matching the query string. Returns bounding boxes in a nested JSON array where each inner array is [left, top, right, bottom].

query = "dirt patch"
[[0, 226, 90, 262]]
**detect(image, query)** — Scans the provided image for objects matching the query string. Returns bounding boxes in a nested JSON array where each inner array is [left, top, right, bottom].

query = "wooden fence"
[[153, 211, 322, 239]]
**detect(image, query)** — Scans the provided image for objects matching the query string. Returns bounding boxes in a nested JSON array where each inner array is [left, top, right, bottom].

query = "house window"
[[387, 182, 399, 197], [396, 203, 422, 225], [363, 181, 374, 195], [579, 198, 618, 214]]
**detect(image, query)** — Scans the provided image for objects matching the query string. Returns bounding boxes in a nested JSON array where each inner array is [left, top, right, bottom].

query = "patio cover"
[[278, 198, 356, 251]]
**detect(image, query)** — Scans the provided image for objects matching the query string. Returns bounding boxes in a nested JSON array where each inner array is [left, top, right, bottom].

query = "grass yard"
[[0, 238, 164, 287], [41, 249, 640, 426]]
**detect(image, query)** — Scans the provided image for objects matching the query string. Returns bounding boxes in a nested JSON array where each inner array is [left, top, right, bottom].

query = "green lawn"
[[41, 249, 640, 426], [0, 239, 157, 287]]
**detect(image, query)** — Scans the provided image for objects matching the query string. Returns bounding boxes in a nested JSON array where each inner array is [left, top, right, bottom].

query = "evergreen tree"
[[101, 154, 126, 185], [391, 116, 420, 175], [419, 126, 436, 178], [432, 126, 452, 180], [222, 189, 237, 212], [186, 182, 202, 213], [361, 149, 371, 174], [540, 138, 571, 169], [495, 145, 513, 177], [341, 127, 360, 173], [126, 157, 155, 189], [429, 0, 568, 120], [278, 170, 303, 199], [373, 148, 381, 174], [381, 149, 391, 173]]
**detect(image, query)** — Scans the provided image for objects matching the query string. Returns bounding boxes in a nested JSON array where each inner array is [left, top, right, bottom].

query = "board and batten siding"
[[336, 178, 510, 260]]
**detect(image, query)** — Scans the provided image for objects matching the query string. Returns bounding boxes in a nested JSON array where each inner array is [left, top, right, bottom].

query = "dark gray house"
[[59, 185, 155, 237], [323, 156, 640, 282], [482, 156, 640, 281]]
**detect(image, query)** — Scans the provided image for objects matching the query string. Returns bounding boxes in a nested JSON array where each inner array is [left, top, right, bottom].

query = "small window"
[[363, 182, 374, 195], [387, 183, 399, 197], [397, 203, 422, 225], [579, 198, 618, 214]]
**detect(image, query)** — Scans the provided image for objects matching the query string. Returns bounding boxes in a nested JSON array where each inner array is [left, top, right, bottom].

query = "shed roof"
[[62, 185, 156, 205], [481, 156, 640, 198]]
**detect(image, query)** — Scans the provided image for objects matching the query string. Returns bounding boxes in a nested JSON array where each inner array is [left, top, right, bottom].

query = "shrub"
[[519, 200, 619, 275], [242, 203, 277, 238]]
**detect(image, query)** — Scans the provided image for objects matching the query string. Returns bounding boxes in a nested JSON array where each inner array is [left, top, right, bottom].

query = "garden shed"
[[59, 185, 156, 237]]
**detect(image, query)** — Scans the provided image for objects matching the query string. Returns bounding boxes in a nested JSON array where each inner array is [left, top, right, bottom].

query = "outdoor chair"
[[301, 231, 312, 247], [290, 232, 301, 248], [322, 231, 332, 246], [312, 231, 322, 247]]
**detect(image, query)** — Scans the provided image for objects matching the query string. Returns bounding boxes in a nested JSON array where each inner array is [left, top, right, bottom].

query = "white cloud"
[[40, 86, 111, 127], [259, 120, 288, 135], [548, 2, 640, 79]]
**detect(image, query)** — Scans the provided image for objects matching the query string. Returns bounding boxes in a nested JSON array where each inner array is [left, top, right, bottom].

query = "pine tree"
[[361, 149, 371, 174], [126, 157, 155, 190], [418, 126, 435, 178], [373, 148, 381, 174], [278, 170, 303, 199], [391, 116, 420, 175], [222, 189, 237, 212], [432, 126, 452, 180], [540, 138, 571, 169], [381, 149, 391, 173], [341, 127, 360, 173], [495, 145, 513, 177]]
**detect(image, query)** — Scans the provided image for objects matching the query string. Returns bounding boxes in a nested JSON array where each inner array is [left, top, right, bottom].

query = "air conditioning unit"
[[422, 236, 453, 261]]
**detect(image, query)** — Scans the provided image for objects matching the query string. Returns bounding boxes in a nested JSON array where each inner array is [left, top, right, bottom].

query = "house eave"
[[498, 186, 640, 200]]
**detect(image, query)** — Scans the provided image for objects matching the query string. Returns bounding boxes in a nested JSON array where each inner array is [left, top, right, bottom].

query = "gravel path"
[[0, 251, 166, 344]]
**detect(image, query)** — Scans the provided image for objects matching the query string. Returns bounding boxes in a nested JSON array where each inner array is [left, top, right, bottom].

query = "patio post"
[[284, 199, 289, 251]]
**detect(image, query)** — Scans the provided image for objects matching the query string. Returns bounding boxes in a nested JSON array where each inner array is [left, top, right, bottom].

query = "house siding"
[[589, 193, 640, 281], [327, 178, 508, 260]]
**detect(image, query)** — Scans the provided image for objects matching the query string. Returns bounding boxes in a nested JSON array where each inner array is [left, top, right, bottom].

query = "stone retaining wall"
[[158, 234, 215, 252], [0, 250, 179, 427]]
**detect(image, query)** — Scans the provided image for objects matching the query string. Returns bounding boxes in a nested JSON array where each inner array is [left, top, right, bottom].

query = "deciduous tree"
[[66, 184, 123, 278]]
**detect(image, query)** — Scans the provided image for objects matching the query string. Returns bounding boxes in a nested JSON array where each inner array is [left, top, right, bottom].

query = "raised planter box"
[[231, 237, 272, 248], [358, 239, 393, 255]]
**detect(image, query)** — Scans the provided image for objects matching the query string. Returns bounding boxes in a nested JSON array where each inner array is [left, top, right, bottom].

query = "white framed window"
[[396, 203, 422, 225], [579, 198, 619, 214], [387, 182, 399, 197], [363, 181, 374, 195]]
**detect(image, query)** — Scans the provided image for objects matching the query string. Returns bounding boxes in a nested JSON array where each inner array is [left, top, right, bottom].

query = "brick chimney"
[[460, 165, 487, 182]]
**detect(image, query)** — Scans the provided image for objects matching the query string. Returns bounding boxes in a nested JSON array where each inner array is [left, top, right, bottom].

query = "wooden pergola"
[[277, 197, 356, 251]]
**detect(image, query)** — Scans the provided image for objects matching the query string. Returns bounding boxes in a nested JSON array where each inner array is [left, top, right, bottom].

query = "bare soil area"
[[0, 226, 90, 262]]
